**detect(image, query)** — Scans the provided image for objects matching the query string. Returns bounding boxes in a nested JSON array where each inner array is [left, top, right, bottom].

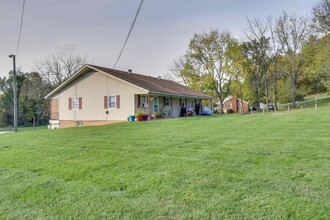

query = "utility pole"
[[9, 54, 18, 132]]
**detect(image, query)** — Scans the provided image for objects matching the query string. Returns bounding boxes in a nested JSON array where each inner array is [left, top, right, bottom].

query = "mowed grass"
[[0, 109, 329, 219]]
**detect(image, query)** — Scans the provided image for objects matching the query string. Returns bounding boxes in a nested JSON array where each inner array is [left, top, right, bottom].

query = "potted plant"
[[135, 110, 148, 121], [151, 112, 162, 119]]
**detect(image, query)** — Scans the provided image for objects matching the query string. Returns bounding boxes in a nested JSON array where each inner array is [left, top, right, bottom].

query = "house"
[[45, 64, 212, 128], [218, 95, 249, 113]]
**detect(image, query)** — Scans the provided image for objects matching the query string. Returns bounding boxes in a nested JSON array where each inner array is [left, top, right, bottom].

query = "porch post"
[[147, 94, 150, 116]]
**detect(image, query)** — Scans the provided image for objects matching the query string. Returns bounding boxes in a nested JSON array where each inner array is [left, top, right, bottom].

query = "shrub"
[[226, 109, 234, 114]]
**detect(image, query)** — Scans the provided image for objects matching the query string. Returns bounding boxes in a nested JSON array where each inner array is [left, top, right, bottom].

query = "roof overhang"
[[45, 64, 149, 99]]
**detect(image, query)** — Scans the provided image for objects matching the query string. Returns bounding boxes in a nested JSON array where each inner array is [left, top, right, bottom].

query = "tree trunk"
[[264, 77, 269, 112], [292, 75, 297, 108], [257, 83, 261, 111], [219, 98, 223, 115], [274, 79, 278, 110]]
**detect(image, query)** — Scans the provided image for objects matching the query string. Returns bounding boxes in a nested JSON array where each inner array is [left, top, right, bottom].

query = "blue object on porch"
[[129, 115, 135, 121], [201, 107, 213, 116]]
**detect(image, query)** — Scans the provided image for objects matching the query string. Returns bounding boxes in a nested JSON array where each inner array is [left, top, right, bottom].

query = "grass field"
[[0, 108, 329, 219]]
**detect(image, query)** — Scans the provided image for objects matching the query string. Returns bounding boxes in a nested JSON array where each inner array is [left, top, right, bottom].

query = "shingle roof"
[[88, 64, 212, 99]]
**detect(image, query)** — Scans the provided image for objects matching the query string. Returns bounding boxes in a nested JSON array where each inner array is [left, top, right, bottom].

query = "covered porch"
[[133, 93, 213, 119]]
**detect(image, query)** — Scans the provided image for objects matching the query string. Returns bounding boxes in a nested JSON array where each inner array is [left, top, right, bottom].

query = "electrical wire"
[[113, 0, 144, 69], [15, 0, 26, 55]]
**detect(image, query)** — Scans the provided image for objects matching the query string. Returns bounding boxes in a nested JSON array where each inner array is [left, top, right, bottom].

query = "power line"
[[15, 0, 26, 55], [113, 0, 144, 69]]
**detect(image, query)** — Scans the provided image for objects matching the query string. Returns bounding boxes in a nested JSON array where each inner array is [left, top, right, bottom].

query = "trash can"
[[129, 115, 135, 122]]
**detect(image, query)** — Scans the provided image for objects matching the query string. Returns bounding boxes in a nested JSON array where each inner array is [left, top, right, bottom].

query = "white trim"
[[149, 91, 212, 100], [71, 98, 79, 110], [108, 96, 116, 109]]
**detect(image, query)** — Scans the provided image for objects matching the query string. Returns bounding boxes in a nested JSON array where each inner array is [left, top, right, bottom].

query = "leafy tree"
[[0, 71, 49, 126], [172, 30, 240, 114], [0, 70, 26, 125], [241, 37, 270, 111], [312, 0, 330, 34], [275, 12, 310, 108], [245, 18, 272, 110], [301, 34, 330, 94]]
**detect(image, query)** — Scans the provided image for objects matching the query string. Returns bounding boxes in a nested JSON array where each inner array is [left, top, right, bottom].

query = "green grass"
[[278, 94, 330, 109], [0, 109, 329, 219]]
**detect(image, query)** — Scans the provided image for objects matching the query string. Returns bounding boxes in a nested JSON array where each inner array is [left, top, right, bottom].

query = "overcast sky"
[[0, 0, 316, 77]]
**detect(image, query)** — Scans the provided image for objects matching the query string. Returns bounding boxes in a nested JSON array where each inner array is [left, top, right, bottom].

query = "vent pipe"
[[128, 69, 132, 74]]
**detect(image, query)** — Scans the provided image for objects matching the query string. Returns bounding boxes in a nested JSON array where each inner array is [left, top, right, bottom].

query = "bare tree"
[[275, 12, 309, 108], [35, 52, 86, 89]]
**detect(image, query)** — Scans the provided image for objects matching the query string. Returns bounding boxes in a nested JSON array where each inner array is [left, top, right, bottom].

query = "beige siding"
[[55, 71, 146, 121]]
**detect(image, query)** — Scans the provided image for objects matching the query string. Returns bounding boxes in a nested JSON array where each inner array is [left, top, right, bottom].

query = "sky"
[[0, 0, 317, 78]]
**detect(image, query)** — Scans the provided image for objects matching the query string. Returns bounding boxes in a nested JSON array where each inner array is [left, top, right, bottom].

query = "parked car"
[[269, 104, 274, 111]]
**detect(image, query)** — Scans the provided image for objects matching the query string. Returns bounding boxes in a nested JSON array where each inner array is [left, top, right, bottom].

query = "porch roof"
[[89, 65, 212, 100]]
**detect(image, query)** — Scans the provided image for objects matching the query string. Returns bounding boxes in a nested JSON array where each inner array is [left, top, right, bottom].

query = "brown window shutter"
[[79, 97, 82, 110], [116, 95, 120, 109], [69, 98, 72, 110], [137, 95, 141, 108], [104, 96, 108, 109], [170, 97, 173, 107]]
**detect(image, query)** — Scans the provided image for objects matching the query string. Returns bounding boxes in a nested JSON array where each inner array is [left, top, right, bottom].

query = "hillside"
[[0, 109, 329, 218]]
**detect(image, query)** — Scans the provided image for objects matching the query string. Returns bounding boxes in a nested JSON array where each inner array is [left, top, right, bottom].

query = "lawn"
[[0, 108, 329, 219]]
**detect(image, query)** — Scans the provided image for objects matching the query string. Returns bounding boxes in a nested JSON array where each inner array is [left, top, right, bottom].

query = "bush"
[[226, 109, 234, 114]]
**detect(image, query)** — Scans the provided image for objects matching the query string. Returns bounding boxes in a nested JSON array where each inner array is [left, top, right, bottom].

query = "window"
[[109, 96, 116, 109], [227, 103, 232, 108], [141, 96, 146, 108], [72, 98, 79, 110], [165, 97, 170, 107], [238, 102, 241, 107], [153, 97, 159, 112], [181, 98, 186, 107]]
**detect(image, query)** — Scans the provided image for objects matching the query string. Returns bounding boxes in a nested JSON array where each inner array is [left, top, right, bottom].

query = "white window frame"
[[165, 97, 171, 107], [109, 96, 116, 109], [227, 103, 232, 108], [72, 98, 79, 110]]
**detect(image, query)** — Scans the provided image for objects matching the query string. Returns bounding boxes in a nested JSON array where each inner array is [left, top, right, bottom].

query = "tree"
[[241, 38, 270, 111], [312, 0, 330, 34], [0, 71, 50, 126], [275, 12, 310, 108], [35, 52, 86, 89], [245, 18, 272, 110], [268, 17, 284, 109], [301, 34, 330, 94], [0, 70, 26, 125], [172, 30, 240, 114]]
